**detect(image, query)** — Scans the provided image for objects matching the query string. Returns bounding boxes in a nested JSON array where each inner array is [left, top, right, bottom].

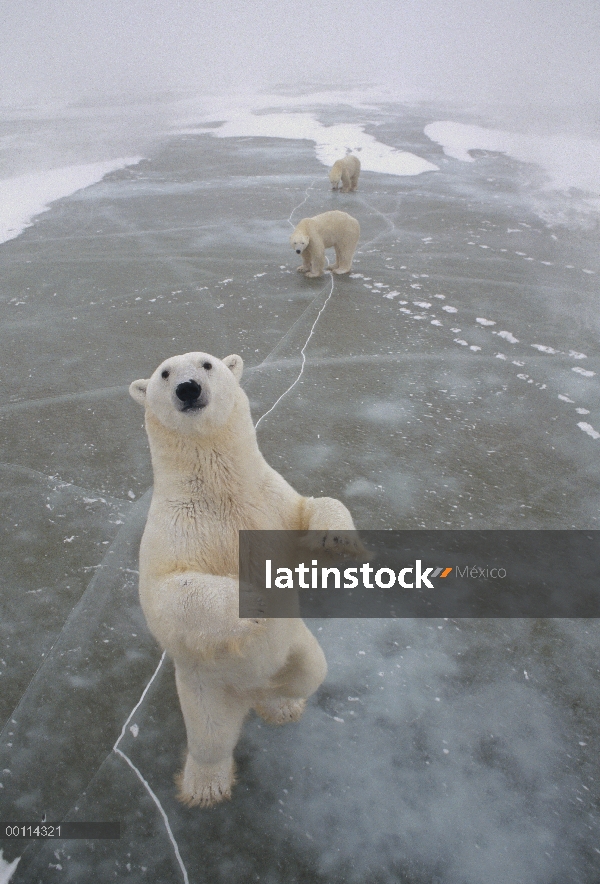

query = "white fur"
[[329, 155, 361, 192], [290, 210, 360, 278], [130, 351, 358, 806]]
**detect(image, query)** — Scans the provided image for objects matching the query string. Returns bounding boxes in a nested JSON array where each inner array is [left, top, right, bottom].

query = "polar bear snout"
[[176, 379, 205, 411], [295, 248, 301, 254]]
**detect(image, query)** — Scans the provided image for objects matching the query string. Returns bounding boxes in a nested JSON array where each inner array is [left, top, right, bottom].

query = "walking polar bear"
[[129, 351, 358, 807], [290, 210, 360, 278], [329, 155, 361, 192]]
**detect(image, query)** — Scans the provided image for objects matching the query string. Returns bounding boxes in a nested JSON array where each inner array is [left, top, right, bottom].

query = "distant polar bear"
[[129, 351, 359, 807], [329, 155, 361, 192], [290, 210, 360, 278]]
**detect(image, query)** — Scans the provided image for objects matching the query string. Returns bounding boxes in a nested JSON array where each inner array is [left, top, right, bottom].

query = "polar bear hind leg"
[[332, 228, 360, 274], [255, 631, 327, 724], [175, 667, 251, 807]]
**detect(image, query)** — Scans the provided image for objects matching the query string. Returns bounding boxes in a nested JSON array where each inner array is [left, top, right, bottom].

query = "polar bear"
[[329, 155, 361, 192], [129, 352, 359, 807], [290, 210, 360, 278]]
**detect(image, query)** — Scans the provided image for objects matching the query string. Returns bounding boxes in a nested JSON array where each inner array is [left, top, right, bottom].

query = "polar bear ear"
[[129, 378, 148, 405], [223, 354, 243, 382]]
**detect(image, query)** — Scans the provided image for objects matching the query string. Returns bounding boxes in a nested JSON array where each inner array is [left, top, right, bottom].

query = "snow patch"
[[0, 158, 143, 246], [424, 121, 600, 198], [184, 114, 438, 177], [496, 331, 519, 343], [578, 422, 600, 440]]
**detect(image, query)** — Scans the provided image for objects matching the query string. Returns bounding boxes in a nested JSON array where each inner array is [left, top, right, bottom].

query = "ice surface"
[[0, 159, 143, 245], [1, 92, 600, 882], [173, 91, 440, 177], [425, 120, 600, 221], [181, 113, 438, 177]]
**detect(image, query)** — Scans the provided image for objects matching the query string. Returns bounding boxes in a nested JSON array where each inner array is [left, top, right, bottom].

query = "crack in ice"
[[287, 179, 316, 228], [254, 273, 334, 430], [355, 194, 401, 253], [251, 182, 338, 428], [0, 461, 132, 507], [112, 651, 190, 884], [0, 385, 129, 415]]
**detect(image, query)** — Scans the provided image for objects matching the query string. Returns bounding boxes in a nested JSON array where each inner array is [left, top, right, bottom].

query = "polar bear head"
[[129, 351, 244, 435], [328, 165, 342, 188], [290, 230, 310, 255]]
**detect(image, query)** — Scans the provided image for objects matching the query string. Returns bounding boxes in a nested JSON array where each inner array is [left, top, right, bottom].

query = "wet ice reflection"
[[1, 95, 599, 882]]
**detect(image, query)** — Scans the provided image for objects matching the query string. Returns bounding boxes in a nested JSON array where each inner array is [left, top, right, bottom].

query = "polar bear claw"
[[255, 697, 307, 725], [176, 755, 236, 808]]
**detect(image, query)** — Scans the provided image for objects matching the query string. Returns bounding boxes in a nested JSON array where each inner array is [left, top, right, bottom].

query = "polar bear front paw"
[[176, 754, 235, 808], [255, 697, 306, 725]]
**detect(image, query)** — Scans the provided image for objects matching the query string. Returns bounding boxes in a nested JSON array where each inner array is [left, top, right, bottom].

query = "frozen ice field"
[[1, 93, 600, 883]]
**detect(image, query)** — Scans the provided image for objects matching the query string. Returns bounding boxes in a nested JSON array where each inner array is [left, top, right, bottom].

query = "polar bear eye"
[[161, 369, 170, 379], [203, 362, 212, 371]]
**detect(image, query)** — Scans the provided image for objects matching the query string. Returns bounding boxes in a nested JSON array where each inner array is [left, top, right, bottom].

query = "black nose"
[[176, 380, 201, 402], [296, 249, 301, 253]]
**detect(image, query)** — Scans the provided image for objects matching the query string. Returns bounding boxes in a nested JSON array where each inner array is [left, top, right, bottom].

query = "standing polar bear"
[[290, 210, 360, 278], [129, 351, 358, 807], [329, 155, 361, 192]]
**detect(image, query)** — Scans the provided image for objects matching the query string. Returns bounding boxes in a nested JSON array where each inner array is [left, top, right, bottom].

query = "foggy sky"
[[1, 0, 599, 108]]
